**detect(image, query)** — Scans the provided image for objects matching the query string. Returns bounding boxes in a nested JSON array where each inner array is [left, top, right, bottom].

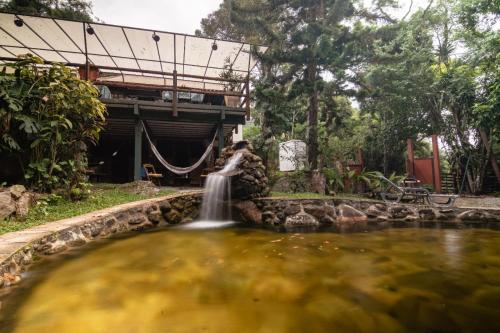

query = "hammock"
[[141, 121, 217, 175]]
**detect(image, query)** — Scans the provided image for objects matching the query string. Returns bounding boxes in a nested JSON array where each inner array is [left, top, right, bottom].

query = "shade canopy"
[[0, 12, 266, 91]]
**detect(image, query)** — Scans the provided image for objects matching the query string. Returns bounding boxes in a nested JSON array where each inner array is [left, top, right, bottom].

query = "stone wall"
[[0, 192, 202, 290], [233, 198, 500, 231], [216, 141, 270, 200]]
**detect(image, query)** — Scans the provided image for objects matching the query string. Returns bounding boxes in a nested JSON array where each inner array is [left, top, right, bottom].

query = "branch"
[[401, 0, 413, 21]]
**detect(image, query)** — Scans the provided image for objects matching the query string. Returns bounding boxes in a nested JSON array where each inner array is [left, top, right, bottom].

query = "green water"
[[2, 226, 500, 333]]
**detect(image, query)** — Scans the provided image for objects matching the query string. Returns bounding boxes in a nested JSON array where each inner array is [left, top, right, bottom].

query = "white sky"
[[91, 0, 223, 34], [91, 0, 432, 35]]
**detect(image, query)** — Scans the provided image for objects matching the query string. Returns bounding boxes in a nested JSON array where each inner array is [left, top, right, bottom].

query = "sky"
[[92, 0, 431, 35], [92, 0, 222, 34]]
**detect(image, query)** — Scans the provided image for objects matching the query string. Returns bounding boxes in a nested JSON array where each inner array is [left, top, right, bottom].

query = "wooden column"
[[432, 134, 442, 193], [245, 77, 250, 120], [407, 138, 415, 177], [173, 70, 178, 117], [134, 105, 142, 181], [218, 122, 224, 157]]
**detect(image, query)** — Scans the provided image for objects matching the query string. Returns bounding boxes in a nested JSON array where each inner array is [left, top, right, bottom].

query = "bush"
[[0, 55, 106, 197]]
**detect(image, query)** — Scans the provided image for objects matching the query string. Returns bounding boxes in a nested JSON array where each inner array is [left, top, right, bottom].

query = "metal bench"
[[378, 175, 457, 207]]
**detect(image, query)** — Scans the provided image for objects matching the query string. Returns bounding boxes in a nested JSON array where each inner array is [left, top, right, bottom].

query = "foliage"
[[199, 0, 500, 194], [1, 0, 96, 21], [0, 55, 106, 195], [0, 185, 176, 235]]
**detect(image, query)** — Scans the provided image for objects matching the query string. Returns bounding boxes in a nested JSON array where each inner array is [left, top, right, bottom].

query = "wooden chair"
[[143, 164, 163, 186]]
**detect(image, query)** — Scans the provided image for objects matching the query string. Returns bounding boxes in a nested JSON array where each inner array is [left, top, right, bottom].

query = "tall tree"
[[1, 0, 95, 21]]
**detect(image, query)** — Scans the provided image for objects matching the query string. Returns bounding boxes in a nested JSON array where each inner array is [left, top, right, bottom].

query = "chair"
[[143, 164, 163, 186]]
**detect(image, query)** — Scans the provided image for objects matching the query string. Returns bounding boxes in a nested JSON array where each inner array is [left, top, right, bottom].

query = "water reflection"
[[1, 227, 500, 333]]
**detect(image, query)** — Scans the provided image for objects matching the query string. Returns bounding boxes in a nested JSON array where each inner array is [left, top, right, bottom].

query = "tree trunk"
[[479, 128, 500, 183], [306, 62, 318, 170]]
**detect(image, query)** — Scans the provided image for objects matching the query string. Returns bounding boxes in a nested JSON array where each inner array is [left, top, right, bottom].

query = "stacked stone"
[[0, 185, 35, 221], [215, 141, 270, 200]]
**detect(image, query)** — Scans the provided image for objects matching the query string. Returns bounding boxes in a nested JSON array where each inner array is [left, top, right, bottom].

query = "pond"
[[1, 225, 500, 332]]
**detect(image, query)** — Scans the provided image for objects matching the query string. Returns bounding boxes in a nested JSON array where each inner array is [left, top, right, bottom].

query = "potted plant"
[[220, 57, 243, 108]]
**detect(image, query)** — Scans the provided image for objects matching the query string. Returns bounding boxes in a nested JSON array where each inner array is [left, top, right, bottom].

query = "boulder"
[[0, 191, 15, 220], [9, 184, 26, 199], [336, 204, 368, 223], [15, 192, 34, 219], [119, 180, 159, 196], [285, 211, 319, 226], [233, 200, 262, 224]]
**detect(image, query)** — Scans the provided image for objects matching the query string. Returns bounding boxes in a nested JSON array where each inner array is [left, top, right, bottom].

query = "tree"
[[1, 0, 95, 21], [0, 55, 106, 196]]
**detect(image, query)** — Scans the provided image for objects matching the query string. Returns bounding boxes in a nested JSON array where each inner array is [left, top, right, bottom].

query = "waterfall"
[[200, 153, 242, 221]]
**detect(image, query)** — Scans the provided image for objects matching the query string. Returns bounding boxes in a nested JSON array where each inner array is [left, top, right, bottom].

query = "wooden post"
[[173, 70, 178, 117], [83, 23, 89, 80], [432, 134, 442, 193], [407, 138, 415, 177], [218, 122, 224, 157], [134, 105, 142, 181], [245, 76, 250, 120]]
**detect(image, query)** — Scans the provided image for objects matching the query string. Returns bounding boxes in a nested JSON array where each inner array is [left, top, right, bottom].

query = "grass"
[[0, 185, 175, 235], [270, 191, 333, 199]]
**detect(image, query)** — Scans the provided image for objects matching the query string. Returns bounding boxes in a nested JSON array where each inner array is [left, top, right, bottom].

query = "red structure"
[[406, 135, 442, 193]]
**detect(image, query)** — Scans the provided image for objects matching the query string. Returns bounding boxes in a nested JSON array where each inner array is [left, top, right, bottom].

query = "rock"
[[2, 273, 20, 286], [119, 180, 159, 196], [0, 276, 4, 288], [165, 209, 182, 224], [336, 204, 368, 223], [262, 211, 279, 225], [320, 215, 336, 224], [418, 208, 436, 220], [234, 201, 262, 224], [15, 192, 33, 219], [303, 204, 326, 219], [457, 210, 496, 222], [0, 191, 16, 220], [388, 205, 411, 219], [9, 185, 26, 199], [285, 211, 319, 226], [127, 213, 148, 225], [284, 204, 301, 216], [366, 205, 386, 218], [216, 141, 269, 200], [159, 201, 172, 214]]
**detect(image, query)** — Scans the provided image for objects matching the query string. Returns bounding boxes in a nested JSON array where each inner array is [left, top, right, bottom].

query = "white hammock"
[[141, 121, 217, 175]]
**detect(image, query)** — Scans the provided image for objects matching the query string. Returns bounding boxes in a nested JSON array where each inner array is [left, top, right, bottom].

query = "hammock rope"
[[141, 121, 217, 175]]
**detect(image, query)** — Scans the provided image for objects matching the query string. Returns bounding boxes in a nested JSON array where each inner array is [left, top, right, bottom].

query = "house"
[[0, 12, 266, 185]]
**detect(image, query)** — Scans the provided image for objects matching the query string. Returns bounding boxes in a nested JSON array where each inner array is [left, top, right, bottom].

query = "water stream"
[[199, 152, 242, 221]]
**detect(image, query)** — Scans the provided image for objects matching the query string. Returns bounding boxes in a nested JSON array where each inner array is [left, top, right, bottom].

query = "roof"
[[0, 12, 267, 91]]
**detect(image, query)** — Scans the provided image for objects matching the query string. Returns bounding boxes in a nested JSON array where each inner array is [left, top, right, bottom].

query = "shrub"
[[0, 55, 106, 197]]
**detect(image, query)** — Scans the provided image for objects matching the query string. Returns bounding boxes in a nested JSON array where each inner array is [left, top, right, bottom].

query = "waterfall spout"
[[200, 152, 242, 221]]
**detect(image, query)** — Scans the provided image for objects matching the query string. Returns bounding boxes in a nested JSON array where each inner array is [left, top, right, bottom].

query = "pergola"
[[0, 12, 266, 182]]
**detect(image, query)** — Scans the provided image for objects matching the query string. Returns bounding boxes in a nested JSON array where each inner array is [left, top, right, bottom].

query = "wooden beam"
[[134, 119, 143, 181], [218, 121, 225, 157], [245, 76, 251, 120], [173, 70, 178, 117]]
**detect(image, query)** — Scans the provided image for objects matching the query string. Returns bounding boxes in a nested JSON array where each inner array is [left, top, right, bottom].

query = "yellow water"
[[2, 226, 500, 333]]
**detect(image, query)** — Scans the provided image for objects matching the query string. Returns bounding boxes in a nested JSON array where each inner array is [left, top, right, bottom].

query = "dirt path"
[[455, 196, 500, 209]]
